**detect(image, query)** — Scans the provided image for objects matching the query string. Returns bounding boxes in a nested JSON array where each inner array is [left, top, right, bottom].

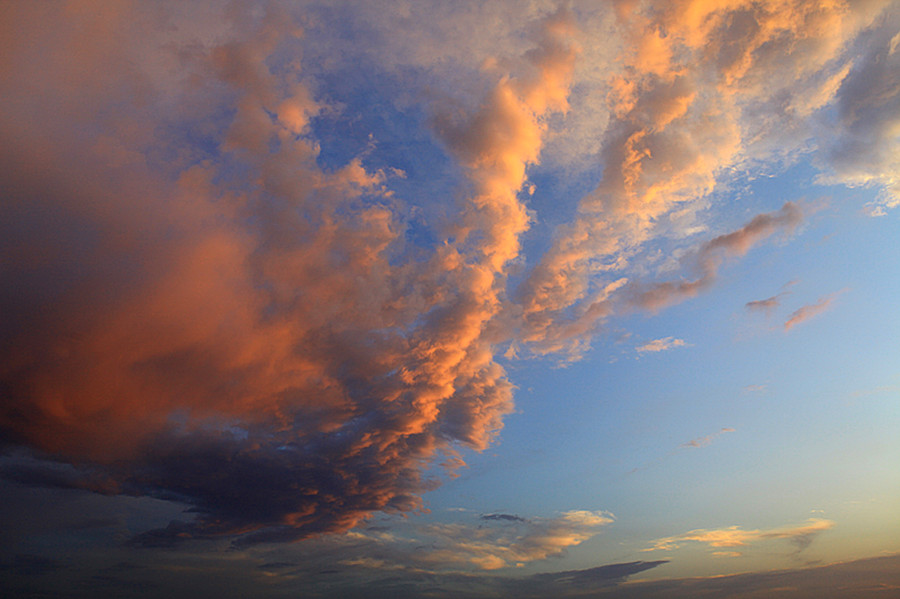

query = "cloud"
[[784, 292, 844, 330], [624, 203, 802, 314], [742, 384, 768, 394], [419, 510, 614, 570], [0, 3, 577, 546], [518, 202, 802, 357], [680, 427, 735, 449], [0, 0, 896, 554], [636, 337, 688, 353], [481, 513, 527, 523], [746, 295, 781, 314], [646, 518, 835, 553], [746, 280, 798, 317], [563, 554, 900, 599], [819, 4, 900, 215]]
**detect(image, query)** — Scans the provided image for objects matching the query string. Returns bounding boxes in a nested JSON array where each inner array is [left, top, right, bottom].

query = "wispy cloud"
[[746, 295, 782, 314], [636, 337, 688, 354], [742, 384, 769, 394], [680, 427, 735, 449], [645, 518, 835, 553], [784, 291, 845, 330]]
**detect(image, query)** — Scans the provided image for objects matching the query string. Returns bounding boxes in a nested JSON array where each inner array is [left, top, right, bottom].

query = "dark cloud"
[[746, 295, 781, 313], [586, 554, 900, 599], [0, 2, 578, 548], [480, 513, 527, 523], [520, 560, 670, 593]]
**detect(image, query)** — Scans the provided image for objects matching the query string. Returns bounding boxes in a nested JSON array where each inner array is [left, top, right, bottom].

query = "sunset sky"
[[1, 1, 899, 597]]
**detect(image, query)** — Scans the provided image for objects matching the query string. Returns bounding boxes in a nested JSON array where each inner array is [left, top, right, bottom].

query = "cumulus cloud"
[[0, 0, 896, 551], [515, 0, 895, 353], [636, 337, 688, 353], [645, 518, 835, 552], [0, 2, 578, 546]]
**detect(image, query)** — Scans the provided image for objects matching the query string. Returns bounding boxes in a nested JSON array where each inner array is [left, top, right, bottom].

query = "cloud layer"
[[1, 0, 897, 548]]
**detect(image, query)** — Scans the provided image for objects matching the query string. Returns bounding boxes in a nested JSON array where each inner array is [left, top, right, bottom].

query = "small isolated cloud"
[[747, 281, 797, 316], [745, 295, 781, 314], [680, 427, 735, 449], [636, 337, 688, 354], [645, 518, 835, 553], [784, 292, 844, 330], [481, 513, 527, 523], [742, 384, 768, 394]]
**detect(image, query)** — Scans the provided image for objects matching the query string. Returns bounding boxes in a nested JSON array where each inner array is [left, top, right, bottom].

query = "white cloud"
[[636, 337, 688, 353]]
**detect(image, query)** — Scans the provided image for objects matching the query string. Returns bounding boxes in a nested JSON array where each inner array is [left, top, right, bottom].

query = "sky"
[[1, 1, 899, 597]]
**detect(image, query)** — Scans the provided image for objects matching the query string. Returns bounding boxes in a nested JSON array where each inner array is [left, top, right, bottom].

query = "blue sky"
[[1, 1, 899, 597]]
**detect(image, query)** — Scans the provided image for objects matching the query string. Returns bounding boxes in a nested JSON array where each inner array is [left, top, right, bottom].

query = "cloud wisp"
[[680, 427, 736, 449], [645, 518, 835, 554], [636, 337, 688, 354], [784, 293, 842, 330]]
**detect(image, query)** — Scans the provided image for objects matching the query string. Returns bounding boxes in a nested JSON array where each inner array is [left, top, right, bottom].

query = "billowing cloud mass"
[[645, 518, 835, 553], [1, 0, 897, 551]]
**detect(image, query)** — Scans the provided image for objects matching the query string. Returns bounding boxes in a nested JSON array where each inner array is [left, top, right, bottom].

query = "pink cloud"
[[784, 292, 843, 330], [636, 337, 688, 353]]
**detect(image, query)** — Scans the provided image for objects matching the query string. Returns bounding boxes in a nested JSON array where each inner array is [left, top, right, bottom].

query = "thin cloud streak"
[[645, 518, 835, 552], [680, 427, 735, 449], [784, 293, 842, 330], [746, 295, 782, 314], [636, 337, 688, 353]]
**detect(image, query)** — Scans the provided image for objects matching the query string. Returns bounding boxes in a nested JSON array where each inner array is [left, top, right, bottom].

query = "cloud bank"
[[1, 0, 897, 547]]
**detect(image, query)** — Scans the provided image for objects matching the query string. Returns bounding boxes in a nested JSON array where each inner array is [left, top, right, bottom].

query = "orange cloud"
[[784, 290, 845, 330], [0, 3, 580, 547], [646, 518, 835, 552], [636, 337, 688, 353], [1, 0, 894, 551], [515, 0, 890, 355]]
